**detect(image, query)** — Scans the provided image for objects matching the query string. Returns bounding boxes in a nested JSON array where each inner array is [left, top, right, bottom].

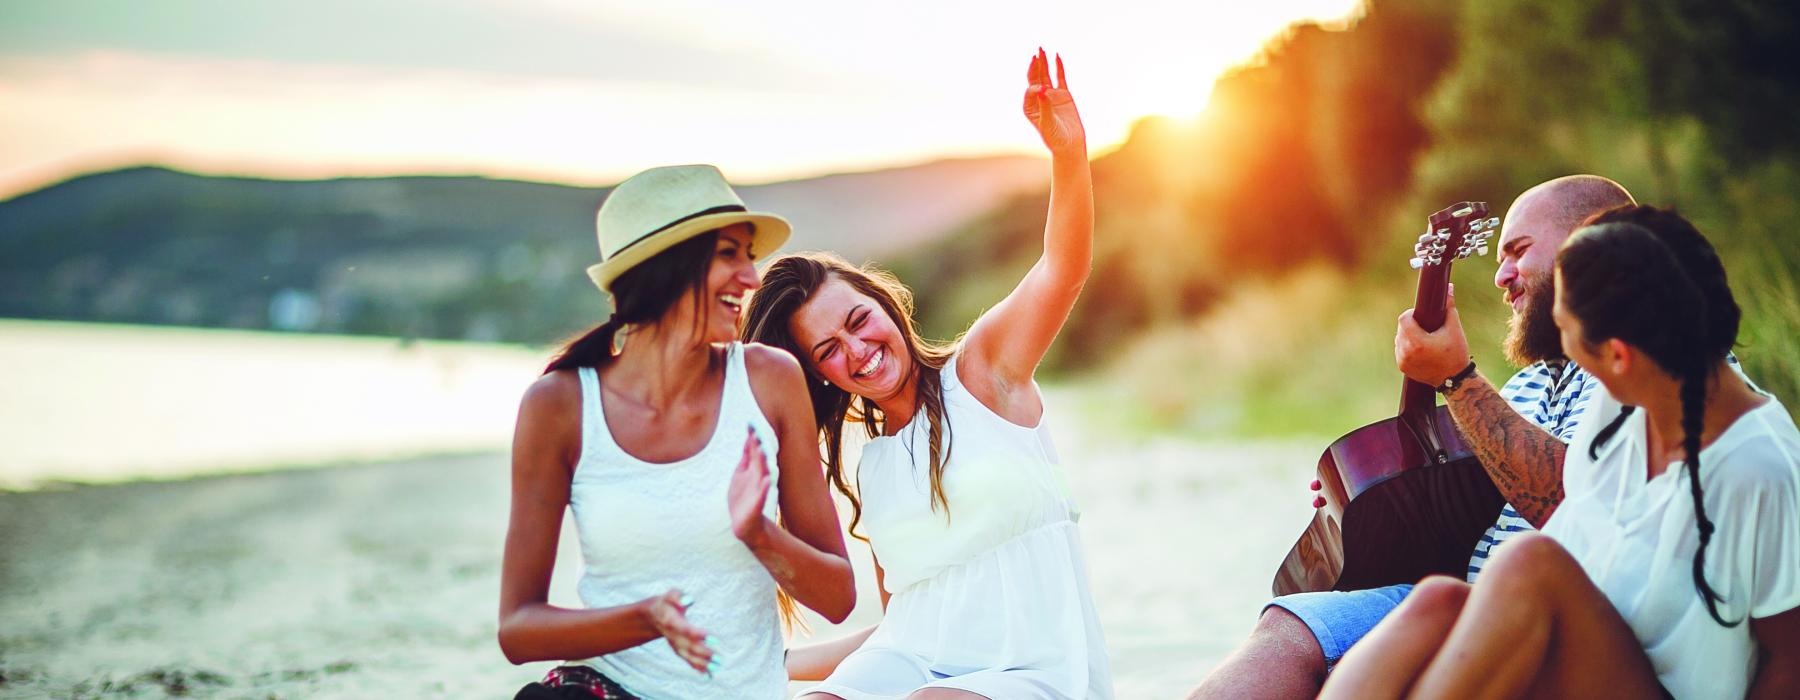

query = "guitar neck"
[[1399, 272, 1450, 417]]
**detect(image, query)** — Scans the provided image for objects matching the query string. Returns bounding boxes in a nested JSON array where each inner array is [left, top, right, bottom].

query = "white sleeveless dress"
[[567, 343, 787, 699], [805, 354, 1113, 699]]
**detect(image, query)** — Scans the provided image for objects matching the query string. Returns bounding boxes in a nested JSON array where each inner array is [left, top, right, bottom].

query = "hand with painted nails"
[[1021, 47, 1085, 157], [646, 588, 717, 674], [727, 426, 774, 547]]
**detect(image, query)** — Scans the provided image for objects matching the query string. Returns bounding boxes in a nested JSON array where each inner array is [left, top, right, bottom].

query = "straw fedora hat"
[[587, 165, 790, 293]]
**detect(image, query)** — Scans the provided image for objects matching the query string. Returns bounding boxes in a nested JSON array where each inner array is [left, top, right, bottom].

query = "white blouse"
[[1544, 393, 1800, 699]]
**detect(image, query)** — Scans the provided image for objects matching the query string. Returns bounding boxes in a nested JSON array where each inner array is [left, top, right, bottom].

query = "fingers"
[[655, 589, 716, 673], [742, 426, 770, 477], [1056, 52, 1067, 90]]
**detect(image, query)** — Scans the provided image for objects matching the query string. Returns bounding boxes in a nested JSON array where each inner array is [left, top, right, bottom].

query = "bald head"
[[1503, 175, 1636, 250]]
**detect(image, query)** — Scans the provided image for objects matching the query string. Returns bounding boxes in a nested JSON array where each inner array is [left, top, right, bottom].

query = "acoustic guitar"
[[1271, 202, 1507, 596]]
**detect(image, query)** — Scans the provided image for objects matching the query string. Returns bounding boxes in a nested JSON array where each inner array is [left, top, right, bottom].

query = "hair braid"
[[1564, 205, 1745, 628]]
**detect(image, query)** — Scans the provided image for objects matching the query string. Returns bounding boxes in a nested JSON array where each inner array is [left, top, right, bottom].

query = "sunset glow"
[[0, 0, 1363, 197]]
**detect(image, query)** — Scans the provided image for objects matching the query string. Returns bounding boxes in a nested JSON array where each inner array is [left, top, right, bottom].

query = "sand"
[[0, 425, 1321, 698]]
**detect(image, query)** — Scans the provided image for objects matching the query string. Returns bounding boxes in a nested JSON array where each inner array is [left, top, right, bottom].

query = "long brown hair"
[[742, 252, 957, 541], [1560, 206, 1741, 627], [544, 230, 719, 374]]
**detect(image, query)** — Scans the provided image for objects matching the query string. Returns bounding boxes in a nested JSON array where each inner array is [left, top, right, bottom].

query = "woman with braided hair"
[[1320, 206, 1800, 700]]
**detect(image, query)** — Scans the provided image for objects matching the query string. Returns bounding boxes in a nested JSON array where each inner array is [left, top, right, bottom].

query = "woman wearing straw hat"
[[499, 165, 857, 699], [745, 49, 1112, 699]]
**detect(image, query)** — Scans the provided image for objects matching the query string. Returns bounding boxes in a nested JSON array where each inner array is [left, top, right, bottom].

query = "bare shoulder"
[[947, 347, 1043, 427], [521, 369, 582, 416], [742, 342, 807, 387], [741, 342, 810, 426], [515, 369, 584, 456]]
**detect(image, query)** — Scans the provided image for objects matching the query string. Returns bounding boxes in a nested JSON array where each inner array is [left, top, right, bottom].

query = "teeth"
[[719, 294, 742, 311], [854, 348, 882, 378]]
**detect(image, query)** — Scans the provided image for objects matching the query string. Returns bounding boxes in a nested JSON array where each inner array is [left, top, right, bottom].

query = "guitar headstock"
[[1409, 202, 1499, 270]]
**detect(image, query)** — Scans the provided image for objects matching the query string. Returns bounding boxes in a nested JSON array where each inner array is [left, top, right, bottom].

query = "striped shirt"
[[1466, 359, 1603, 581], [1467, 355, 1748, 581]]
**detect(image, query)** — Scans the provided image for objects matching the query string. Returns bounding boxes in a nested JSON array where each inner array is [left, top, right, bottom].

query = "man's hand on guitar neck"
[[1395, 283, 1472, 386]]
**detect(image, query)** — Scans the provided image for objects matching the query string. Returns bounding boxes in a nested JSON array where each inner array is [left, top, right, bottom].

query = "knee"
[[1485, 532, 1576, 584], [1480, 532, 1580, 604], [1251, 606, 1328, 671], [1189, 607, 1326, 698], [1394, 576, 1470, 625]]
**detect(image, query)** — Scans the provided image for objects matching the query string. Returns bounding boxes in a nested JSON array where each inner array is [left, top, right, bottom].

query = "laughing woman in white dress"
[[742, 49, 1112, 700]]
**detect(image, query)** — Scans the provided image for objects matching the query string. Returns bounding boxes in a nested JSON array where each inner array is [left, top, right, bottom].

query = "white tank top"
[[568, 342, 785, 699]]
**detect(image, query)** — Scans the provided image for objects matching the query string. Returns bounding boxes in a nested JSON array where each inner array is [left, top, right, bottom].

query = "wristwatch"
[[1436, 359, 1478, 395]]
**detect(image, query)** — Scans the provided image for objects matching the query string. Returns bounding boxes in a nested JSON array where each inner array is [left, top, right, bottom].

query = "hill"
[[0, 157, 1044, 343]]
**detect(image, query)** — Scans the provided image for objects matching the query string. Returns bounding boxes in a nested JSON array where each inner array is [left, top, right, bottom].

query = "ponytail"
[[544, 318, 623, 374]]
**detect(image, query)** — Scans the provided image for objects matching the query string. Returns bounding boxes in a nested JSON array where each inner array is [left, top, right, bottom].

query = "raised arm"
[[958, 49, 1092, 422], [739, 345, 856, 623], [497, 372, 715, 671]]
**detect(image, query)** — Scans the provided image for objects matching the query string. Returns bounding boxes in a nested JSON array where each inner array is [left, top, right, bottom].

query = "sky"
[[0, 0, 1363, 198]]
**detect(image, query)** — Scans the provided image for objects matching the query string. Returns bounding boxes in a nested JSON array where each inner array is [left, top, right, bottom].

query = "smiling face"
[[660, 223, 760, 344], [1495, 191, 1577, 365], [787, 275, 914, 404]]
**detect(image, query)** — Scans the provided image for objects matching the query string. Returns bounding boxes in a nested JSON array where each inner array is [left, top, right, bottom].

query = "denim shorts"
[[1264, 583, 1414, 670]]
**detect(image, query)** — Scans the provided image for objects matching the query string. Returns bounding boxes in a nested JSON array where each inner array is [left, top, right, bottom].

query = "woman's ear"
[[1604, 338, 1634, 376]]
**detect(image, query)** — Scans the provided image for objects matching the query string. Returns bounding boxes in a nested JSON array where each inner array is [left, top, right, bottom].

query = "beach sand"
[[0, 426, 1320, 698]]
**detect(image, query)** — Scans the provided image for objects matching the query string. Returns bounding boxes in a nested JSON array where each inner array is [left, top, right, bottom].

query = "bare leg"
[[1319, 576, 1470, 699], [1188, 607, 1327, 699], [1403, 533, 1660, 699]]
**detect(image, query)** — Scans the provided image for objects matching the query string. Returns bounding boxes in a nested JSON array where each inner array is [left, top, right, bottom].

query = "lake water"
[[0, 319, 543, 489]]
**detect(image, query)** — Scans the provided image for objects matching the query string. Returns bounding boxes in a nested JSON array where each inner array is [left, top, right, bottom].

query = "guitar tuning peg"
[[1486, 217, 1500, 230], [1436, 228, 1451, 240], [1410, 257, 1425, 269], [1477, 245, 1490, 256]]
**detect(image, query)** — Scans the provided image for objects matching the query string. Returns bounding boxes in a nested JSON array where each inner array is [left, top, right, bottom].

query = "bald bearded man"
[[1189, 175, 1636, 699]]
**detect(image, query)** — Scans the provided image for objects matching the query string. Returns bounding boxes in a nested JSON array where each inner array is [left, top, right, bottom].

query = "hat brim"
[[587, 211, 791, 293]]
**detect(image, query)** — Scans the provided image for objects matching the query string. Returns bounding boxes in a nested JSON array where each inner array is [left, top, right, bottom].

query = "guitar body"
[[1271, 201, 1505, 597], [1272, 406, 1504, 596]]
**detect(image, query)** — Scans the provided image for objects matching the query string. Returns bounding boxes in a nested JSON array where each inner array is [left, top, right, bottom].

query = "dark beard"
[[1503, 275, 1565, 366]]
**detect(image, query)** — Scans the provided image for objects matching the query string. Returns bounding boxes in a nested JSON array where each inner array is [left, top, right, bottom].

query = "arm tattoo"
[[1444, 374, 1567, 528]]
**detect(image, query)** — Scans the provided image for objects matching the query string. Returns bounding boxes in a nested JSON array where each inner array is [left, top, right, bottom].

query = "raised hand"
[[727, 426, 773, 546], [645, 588, 716, 674], [1022, 47, 1086, 156]]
